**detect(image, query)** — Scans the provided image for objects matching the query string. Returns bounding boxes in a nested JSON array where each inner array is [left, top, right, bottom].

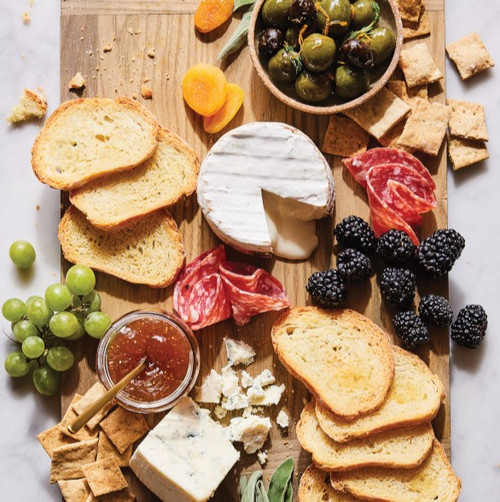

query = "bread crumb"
[[141, 85, 153, 99], [102, 43, 112, 53], [36, 205, 40, 211], [68, 72, 86, 91], [147, 48, 155, 58], [7, 88, 47, 123], [132, 94, 138, 100], [22, 11, 31, 23]]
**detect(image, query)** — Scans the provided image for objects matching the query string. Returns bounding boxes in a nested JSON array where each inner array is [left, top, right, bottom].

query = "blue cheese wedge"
[[129, 397, 239, 502]]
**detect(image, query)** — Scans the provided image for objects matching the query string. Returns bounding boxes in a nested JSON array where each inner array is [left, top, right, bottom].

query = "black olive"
[[340, 38, 374, 69], [289, 0, 317, 27], [258, 27, 285, 58]]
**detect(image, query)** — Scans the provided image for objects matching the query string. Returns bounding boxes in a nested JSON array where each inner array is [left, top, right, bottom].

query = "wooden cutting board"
[[60, 0, 449, 499]]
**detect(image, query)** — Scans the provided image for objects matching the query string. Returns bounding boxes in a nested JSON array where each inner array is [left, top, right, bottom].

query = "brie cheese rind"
[[197, 122, 335, 260]]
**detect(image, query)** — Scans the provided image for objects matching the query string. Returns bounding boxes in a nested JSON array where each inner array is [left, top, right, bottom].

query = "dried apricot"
[[203, 83, 244, 134], [182, 64, 228, 117], [194, 0, 234, 34]]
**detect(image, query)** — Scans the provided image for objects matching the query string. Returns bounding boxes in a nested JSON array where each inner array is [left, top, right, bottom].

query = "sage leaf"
[[267, 458, 294, 502], [241, 470, 263, 502], [218, 6, 254, 60], [234, 0, 256, 11], [256, 480, 271, 502]]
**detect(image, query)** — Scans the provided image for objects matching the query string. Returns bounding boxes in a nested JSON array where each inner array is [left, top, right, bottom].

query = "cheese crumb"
[[257, 450, 268, 465], [241, 370, 254, 389], [194, 369, 222, 404], [141, 85, 153, 100], [224, 338, 256, 367], [276, 410, 290, 429], [214, 405, 227, 420], [68, 72, 86, 91], [228, 416, 272, 454]]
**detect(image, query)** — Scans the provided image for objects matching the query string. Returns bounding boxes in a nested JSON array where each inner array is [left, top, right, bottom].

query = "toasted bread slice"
[[271, 308, 394, 419], [297, 402, 433, 472], [58, 206, 184, 288], [70, 127, 199, 229], [32, 97, 159, 190], [330, 440, 461, 502], [298, 464, 359, 502], [7, 88, 47, 123], [316, 346, 444, 443]]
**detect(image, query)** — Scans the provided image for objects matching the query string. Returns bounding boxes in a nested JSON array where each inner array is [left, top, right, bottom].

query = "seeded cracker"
[[97, 432, 133, 467], [58, 478, 91, 502], [72, 382, 116, 430], [399, 43, 443, 87], [447, 99, 488, 142], [448, 135, 489, 170], [395, 0, 422, 23], [386, 80, 428, 110], [398, 98, 450, 156], [343, 87, 411, 141], [49, 438, 98, 483], [59, 394, 99, 441], [446, 32, 495, 80], [402, 5, 430, 40], [82, 457, 128, 497], [37, 424, 76, 458], [321, 115, 370, 157]]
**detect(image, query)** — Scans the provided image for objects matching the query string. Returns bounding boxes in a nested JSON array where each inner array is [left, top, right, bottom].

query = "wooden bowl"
[[248, 0, 403, 115]]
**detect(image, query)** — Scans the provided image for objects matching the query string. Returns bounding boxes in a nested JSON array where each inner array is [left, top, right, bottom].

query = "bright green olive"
[[368, 26, 396, 65], [295, 71, 332, 102], [301, 34, 337, 72], [335, 64, 369, 98], [268, 48, 301, 84], [262, 0, 294, 30], [316, 0, 353, 37], [352, 0, 377, 30]]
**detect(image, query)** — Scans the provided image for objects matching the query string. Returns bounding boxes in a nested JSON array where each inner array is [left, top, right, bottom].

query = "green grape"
[[66, 321, 86, 341], [32, 365, 59, 396], [26, 295, 43, 309], [81, 290, 101, 313], [66, 265, 96, 296], [45, 283, 72, 312], [84, 311, 112, 339], [2, 298, 27, 322], [49, 311, 79, 338], [4, 351, 30, 377], [9, 240, 36, 268], [27, 298, 52, 327], [47, 346, 74, 372], [13, 319, 38, 343], [22, 336, 45, 359]]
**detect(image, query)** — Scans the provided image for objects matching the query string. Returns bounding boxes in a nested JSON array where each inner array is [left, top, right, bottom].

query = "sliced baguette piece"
[[298, 464, 359, 502], [32, 97, 159, 190], [297, 402, 434, 472], [271, 307, 394, 419], [316, 346, 444, 443], [58, 206, 184, 288], [330, 440, 461, 502], [70, 127, 199, 229]]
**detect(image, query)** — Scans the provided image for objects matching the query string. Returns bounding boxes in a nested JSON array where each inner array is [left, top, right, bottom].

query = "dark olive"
[[302, 34, 336, 72], [340, 38, 374, 69], [351, 0, 377, 30], [289, 0, 317, 28], [285, 26, 300, 48], [316, 0, 353, 37], [262, 0, 294, 29], [259, 27, 285, 58], [335, 64, 369, 98], [295, 71, 332, 102], [268, 48, 301, 83], [368, 26, 396, 65]]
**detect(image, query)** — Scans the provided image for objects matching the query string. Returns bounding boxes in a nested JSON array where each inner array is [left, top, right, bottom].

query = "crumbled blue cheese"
[[228, 416, 272, 454], [222, 390, 249, 411], [224, 338, 256, 366], [247, 384, 285, 406], [257, 450, 268, 465], [194, 370, 222, 404], [241, 370, 254, 389], [214, 405, 227, 420], [254, 369, 275, 388], [276, 410, 290, 429], [221, 365, 239, 397]]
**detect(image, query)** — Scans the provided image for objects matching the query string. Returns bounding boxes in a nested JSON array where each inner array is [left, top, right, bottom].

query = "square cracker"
[[378, 119, 414, 153], [446, 32, 495, 80], [97, 432, 132, 467], [321, 114, 370, 157], [396, 0, 422, 22], [59, 394, 99, 442], [448, 135, 489, 170], [58, 479, 91, 502], [37, 424, 76, 458], [81, 458, 128, 497], [403, 5, 430, 40], [84, 488, 135, 502], [386, 80, 427, 110], [447, 99, 488, 141], [73, 382, 116, 430], [343, 87, 410, 141], [398, 98, 450, 156], [399, 42, 443, 87], [49, 438, 98, 483], [99, 406, 149, 454]]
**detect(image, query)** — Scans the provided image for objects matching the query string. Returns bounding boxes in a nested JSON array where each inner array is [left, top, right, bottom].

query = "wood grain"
[[60, 1, 449, 499]]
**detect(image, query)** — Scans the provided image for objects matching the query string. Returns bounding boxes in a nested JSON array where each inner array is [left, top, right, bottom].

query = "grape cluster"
[[2, 264, 111, 396]]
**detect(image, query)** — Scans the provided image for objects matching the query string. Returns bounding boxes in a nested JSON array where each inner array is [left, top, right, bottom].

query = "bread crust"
[[298, 464, 357, 502]]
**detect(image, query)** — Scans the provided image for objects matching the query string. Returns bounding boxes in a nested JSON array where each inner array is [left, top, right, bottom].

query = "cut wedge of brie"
[[197, 122, 335, 260]]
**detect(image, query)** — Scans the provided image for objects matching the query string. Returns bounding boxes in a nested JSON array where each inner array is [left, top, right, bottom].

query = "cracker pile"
[[37, 383, 150, 501]]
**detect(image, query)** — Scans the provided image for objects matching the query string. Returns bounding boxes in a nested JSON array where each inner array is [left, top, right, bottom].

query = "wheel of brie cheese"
[[197, 122, 335, 260]]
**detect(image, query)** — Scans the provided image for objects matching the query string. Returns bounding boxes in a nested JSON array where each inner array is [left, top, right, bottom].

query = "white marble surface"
[[0, 1, 498, 500]]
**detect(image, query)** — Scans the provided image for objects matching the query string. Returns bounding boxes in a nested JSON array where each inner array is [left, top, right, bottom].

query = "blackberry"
[[334, 216, 377, 255], [418, 295, 453, 328], [416, 229, 465, 278], [376, 230, 416, 266], [337, 248, 372, 282], [451, 305, 488, 348], [306, 269, 347, 307], [380, 267, 416, 307], [393, 311, 430, 349]]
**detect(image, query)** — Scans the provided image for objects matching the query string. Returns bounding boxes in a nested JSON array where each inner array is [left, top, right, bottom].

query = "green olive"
[[301, 34, 337, 72], [262, 0, 294, 30], [335, 65, 369, 98], [352, 0, 377, 30], [268, 48, 301, 84], [285, 26, 300, 48], [295, 71, 332, 102], [317, 0, 353, 37], [368, 26, 396, 65]]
